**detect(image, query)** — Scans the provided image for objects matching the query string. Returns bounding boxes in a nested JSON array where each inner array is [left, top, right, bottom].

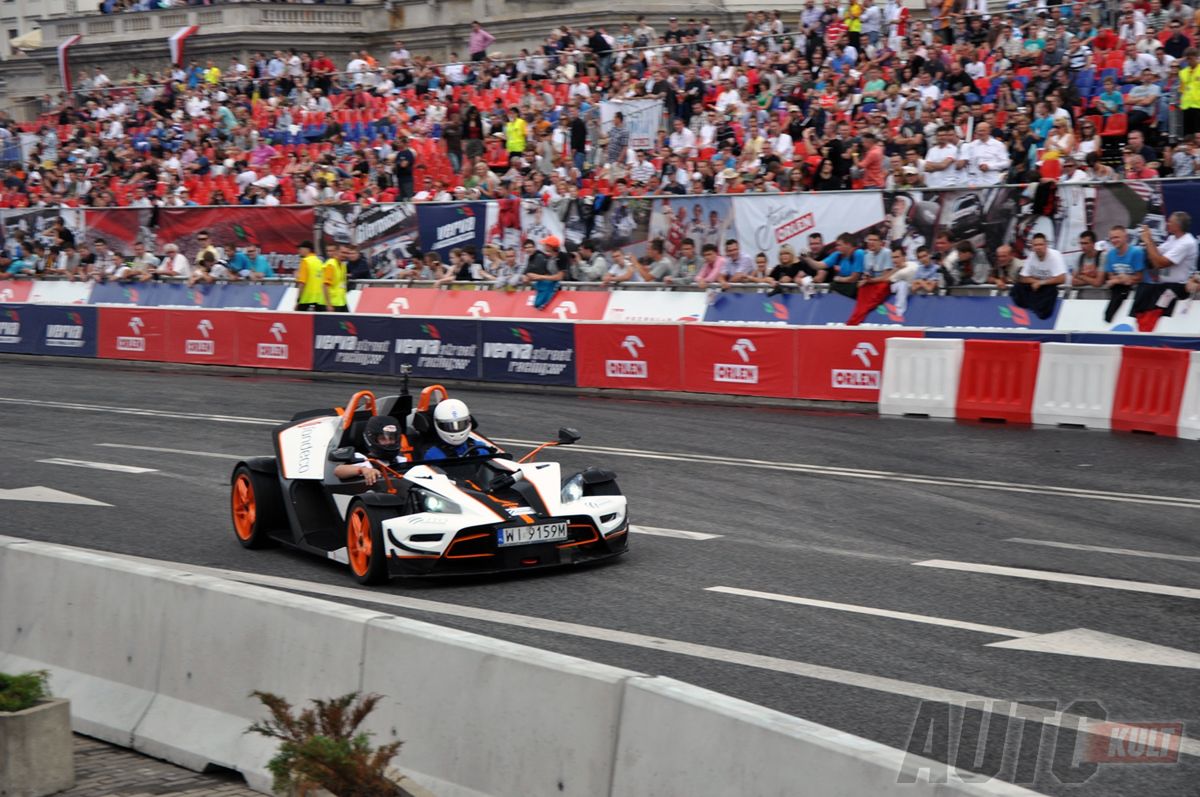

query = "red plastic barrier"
[[1112, 346, 1189, 436], [682, 325, 796, 397], [235, 312, 313, 371], [97, 307, 168, 362], [576, 324, 683, 391], [163, 309, 239, 366], [955, 339, 1041, 424], [0, 281, 33, 303], [795, 328, 923, 402]]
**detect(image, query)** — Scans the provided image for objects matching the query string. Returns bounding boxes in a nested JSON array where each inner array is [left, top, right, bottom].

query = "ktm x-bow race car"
[[229, 382, 629, 583]]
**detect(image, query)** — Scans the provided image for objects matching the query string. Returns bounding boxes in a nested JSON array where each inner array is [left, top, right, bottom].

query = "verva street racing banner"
[[479, 321, 575, 386], [416, 202, 487, 264]]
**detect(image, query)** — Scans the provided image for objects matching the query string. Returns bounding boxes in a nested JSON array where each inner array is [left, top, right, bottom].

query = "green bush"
[[0, 670, 51, 712], [247, 690, 404, 797]]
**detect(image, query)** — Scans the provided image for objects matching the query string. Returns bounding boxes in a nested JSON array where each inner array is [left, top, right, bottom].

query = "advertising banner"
[[27, 281, 92, 305], [734, 192, 882, 268], [214, 284, 290, 311], [795, 328, 923, 402], [599, 99, 662, 150], [89, 282, 144, 306], [163, 309, 239, 366], [82, 208, 152, 251], [429, 289, 519, 319], [0, 282, 33, 303], [602, 290, 705, 323], [701, 292, 805, 325], [157, 207, 316, 256], [681, 325, 795, 398], [312, 314, 394, 375], [328, 202, 420, 275], [505, 291, 610, 321], [391, 318, 480, 379], [0, 304, 34, 354], [417, 202, 487, 264], [480, 321, 575, 385], [97, 306, 167, 362], [903, 295, 1059, 330], [648, 196, 735, 258], [576, 324, 683, 391], [354, 287, 443, 317], [235, 312, 314, 371], [31, 305, 97, 358]]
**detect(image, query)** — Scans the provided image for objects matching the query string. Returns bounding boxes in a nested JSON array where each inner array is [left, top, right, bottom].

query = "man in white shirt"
[[1011, 233, 1067, 319], [1132, 212, 1199, 330], [923, 125, 962, 188], [959, 122, 1010, 186], [768, 120, 794, 162], [668, 118, 697, 157]]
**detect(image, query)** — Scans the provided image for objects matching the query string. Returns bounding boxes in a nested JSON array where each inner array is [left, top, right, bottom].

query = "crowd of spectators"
[[1, 1, 1198, 320], [99, 0, 352, 15]]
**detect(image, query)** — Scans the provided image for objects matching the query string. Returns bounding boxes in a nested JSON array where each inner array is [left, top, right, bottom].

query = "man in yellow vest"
[[295, 239, 326, 311], [322, 242, 350, 312], [503, 107, 527, 156], [1182, 48, 1200, 138]]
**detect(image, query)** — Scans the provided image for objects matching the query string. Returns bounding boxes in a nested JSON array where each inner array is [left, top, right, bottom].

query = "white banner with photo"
[[600, 99, 663, 151], [732, 192, 884, 264]]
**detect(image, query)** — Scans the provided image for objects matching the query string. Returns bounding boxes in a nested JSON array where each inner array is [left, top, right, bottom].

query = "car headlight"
[[561, 473, 585, 504], [414, 488, 461, 514]]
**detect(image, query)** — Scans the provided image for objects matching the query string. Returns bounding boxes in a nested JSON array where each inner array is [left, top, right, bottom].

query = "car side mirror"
[[557, 427, 581, 445], [329, 446, 357, 463]]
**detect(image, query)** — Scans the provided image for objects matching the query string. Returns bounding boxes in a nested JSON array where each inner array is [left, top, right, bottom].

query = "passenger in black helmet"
[[333, 415, 408, 486]]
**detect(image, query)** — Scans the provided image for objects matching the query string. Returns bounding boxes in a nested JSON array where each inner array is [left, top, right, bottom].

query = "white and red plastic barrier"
[[882, 338, 1200, 440]]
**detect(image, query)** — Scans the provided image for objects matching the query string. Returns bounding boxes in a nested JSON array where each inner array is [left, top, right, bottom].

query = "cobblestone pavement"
[[57, 735, 263, 797]]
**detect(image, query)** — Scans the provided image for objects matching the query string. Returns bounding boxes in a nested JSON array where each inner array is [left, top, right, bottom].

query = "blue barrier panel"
[[1066, 333, 1200, 350], [702, 292, 802, 325], [904, 295, 1060, 330], [391, 318, 480, 380], [312, 314, 395, 375], [0, 304, 35, 354], [89, 282, 143, 305], [480, 321, 576, 385], [925, 329, 1071, 343], [804, 291, 912, 326], [31, 305, 97, 358], [215, 284, 289, 310]]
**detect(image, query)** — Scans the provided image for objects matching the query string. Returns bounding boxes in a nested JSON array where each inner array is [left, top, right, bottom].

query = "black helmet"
[[363, 415, 401, 458]]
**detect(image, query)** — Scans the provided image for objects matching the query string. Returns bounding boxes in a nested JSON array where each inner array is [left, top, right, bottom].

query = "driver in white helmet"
[[422, 398, 491, 460]]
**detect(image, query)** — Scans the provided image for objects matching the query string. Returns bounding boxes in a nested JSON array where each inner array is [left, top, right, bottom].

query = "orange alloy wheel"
[[347, 507, 373, 576], [232, 474, 256, 541]]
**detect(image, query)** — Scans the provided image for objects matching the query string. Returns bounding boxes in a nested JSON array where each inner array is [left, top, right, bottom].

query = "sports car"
[[229, 383, 629, 583]]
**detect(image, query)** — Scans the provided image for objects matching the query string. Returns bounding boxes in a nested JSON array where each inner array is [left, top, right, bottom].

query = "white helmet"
[[433, 398, 472, 447]]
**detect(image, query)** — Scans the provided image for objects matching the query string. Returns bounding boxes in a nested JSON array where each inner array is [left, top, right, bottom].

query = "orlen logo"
[[45, 312, 85, 348], [605, 334, 648, 379], [832, 341, 881, 390], [387, 296, 410, 315], [185, 318, 215, 356], [116, 315, 147, 352], [0, 308, 20, 344], [466, 300, 492, 318], [772, 210, 815, 244], [0, 288, 13, 303], [713, 338, 758, 384], [256, 321, 289, 360]]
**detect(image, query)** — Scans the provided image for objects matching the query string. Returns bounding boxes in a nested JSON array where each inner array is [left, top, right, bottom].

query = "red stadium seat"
[[1102, 113, 1128, 139]]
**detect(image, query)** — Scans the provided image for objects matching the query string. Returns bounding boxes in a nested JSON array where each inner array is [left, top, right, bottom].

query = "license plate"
[[497, 521, 569, 547]]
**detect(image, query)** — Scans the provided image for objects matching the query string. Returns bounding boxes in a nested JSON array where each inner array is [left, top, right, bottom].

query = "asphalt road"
[[2, 357, 1197, 796]]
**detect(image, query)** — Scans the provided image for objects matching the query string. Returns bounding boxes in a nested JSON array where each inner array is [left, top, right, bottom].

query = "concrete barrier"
[[0, 535, 1039, 797], [360, 616, 631, 797], [879, 337, 965, 418], [610, 677, 1035, 797]]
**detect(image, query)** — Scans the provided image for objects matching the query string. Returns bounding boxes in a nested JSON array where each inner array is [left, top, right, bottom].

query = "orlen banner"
[[480, 321, 575, 386], [235, 312, 314, 371], [576, 324, 683, 391], [98, 307, 167, 361], [682, 325, 795, 397], [392, 318, 479, 379], [0, 281, 33, 304], [312, 315, 394, 375], [795, 328, 924, 402], [164, 309, 239, 366]]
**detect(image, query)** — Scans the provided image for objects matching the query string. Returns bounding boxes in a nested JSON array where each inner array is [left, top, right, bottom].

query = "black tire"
[[345, 499, 389, 585], [230, 464, 284, 549]]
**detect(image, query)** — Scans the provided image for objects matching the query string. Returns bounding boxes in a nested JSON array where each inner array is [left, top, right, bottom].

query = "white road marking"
[[987, 629, 1200, 669], [632, 525, 722, 541], [9, 396, 1200, 510], [96, 443, 243, 460], [709, 586, 1200, 669], [0, 487, 112, 506], [37, 458, 158, 474], [1005, 538, 1200, 564], [57, 546, 1200, 760], [705, 586, 1034, 638], [914, 560, 1200, 601]]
